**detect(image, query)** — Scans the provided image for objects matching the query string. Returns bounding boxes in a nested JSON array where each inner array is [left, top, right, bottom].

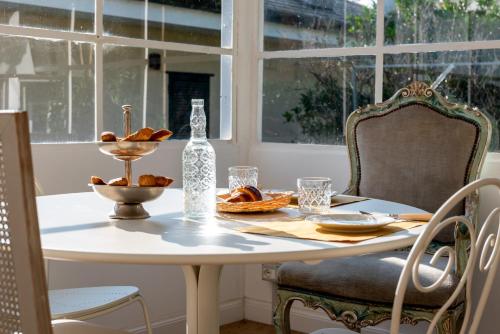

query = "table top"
[[38, 189, 427, 265]]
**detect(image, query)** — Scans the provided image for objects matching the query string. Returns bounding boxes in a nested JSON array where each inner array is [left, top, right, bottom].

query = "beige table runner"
[[237, 220, 426, 243]]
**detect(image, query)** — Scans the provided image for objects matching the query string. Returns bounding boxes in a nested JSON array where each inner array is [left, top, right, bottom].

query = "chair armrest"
[[455, 190, 480, 276]]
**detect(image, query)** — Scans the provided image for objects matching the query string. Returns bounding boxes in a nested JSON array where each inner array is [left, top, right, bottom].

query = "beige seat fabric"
[[52, 320, 129, 334], [310, 329, 354, 334], [277, 251, 461, 308], [355, 104, 477, 243]]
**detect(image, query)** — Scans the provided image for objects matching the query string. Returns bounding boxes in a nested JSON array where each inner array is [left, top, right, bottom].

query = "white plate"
[[306, 213, 395, 233]]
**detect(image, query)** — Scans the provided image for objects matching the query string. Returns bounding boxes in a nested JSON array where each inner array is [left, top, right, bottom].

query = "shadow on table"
[[40, 221, 111, 234], [113, 213, 270, 251]]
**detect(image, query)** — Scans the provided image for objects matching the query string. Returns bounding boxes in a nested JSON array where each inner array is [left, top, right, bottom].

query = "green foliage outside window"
[[281, 0, 500, 150]]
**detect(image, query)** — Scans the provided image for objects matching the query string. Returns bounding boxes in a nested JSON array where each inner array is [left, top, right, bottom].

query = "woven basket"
[[217, 192, 293, 213]]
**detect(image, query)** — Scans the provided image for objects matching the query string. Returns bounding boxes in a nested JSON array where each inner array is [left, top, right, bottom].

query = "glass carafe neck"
[[190, 100, 207, 140]]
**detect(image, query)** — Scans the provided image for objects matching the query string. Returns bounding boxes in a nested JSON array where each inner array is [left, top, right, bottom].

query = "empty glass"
[[228, 166, 258, 191], [297, 177, 332, 214]]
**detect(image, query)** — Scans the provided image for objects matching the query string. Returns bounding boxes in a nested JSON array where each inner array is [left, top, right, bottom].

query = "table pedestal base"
[[182, 265, 223, 334]]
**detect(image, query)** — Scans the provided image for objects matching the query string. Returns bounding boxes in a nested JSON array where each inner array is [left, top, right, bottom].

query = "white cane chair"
[[34, 166, 152, 334], [0, 110, 128, 334], [49, 286, 151, 326], [312, 177, 500, 334]]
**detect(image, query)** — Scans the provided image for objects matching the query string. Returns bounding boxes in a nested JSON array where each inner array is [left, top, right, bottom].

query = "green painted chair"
[[273, 82, 492, 334]]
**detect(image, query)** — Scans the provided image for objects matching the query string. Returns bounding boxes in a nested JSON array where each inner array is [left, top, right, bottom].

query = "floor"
[[220, 320, 304, 334]]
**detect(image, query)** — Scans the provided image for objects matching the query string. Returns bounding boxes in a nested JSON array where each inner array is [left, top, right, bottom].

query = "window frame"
[[0, 0, 235, 143], [256, 0, 500, 147]]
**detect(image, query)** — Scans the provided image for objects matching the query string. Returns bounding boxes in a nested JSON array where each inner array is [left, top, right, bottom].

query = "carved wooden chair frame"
[[273, 82, 492, 334], [344, 81, 491, 273]]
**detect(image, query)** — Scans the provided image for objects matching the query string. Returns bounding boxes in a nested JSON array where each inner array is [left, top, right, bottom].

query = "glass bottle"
[[182, 99, 216, 219]]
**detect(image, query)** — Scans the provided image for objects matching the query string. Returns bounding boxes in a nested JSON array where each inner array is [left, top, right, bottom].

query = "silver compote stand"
[[90, 105, 168, 219]]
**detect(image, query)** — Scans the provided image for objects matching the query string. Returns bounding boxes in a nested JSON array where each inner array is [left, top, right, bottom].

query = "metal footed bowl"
[[91, 184, 165, 203], [90, 184, 165, 219], [98, 141, 160, 161]]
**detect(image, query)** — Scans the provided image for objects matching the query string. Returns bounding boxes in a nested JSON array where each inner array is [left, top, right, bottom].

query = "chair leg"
[[273, 293, 293, 334], [436, 314, 455, 334], [135, 295, 153, 334]]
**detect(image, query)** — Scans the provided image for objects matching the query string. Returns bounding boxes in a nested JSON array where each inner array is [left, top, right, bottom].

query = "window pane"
[[384, 50, 500, 151], [104, 0, 145, 39], [262, 56, 375, 144], [385, 0, 500, 45], [103, 45, 145, 133], [148, 0, 222, 47], [0, 0, 94, 32], [264, 0, 376, 51], [166, 51, 222, 139], [104, 0, 223, 47], [0, 36, 95, 143], [103, 46, 222, 139]]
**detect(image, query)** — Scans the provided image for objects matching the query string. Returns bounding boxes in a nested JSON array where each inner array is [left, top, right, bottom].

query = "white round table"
[[38, 189, 426, 334]]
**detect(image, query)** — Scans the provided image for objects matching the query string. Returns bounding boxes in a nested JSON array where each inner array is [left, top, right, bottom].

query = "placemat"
[[236, 219, 426, 243], [288, 194, 368, 209]]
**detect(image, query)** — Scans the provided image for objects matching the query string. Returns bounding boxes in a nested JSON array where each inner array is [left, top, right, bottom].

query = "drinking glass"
[[228, 166, 258, 191], [297, 177, 332, 214]]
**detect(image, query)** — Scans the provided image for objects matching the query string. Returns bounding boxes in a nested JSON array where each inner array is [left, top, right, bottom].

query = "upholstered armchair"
[[273, 82, 492, 334]]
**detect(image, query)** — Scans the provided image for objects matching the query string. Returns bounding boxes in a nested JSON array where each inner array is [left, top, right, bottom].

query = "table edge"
[[42, 231, 419, 265]]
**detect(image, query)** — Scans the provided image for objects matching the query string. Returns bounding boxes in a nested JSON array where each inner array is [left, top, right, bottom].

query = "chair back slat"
[[0, 111, 52, 334]]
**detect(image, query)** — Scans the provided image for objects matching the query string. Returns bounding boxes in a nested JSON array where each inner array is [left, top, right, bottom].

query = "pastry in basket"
[[217, 189, 291, 213], [155, 176, 174, 187], [100, 131, 117, 142], [150, 129, 173, 142], [90, 176, 107, 185], [108, 177, 128, 186], [226, 186, 263, 203], [122, 127, 154, 142]]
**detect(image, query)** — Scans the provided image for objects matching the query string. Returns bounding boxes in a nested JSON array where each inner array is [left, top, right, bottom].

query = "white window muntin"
[[257, 0, 500, 144], [0, 0, 234, 142]]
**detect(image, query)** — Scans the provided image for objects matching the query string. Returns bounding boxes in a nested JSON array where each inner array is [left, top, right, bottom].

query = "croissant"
[[237, 186, 262, 201], [150, 129, 173, 142], [108, 177, 128, 186], [226, 191, 253, 203], [138, 174, 156, 187], [225, 186, 263, 203], [122, 127, 154, 141], [155, 176, 174, 187], [100, 131, 117, 142], [90, 176, 106, 185]]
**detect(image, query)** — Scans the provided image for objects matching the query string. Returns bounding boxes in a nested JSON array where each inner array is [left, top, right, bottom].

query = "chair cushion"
[[49, 286, 139, 320], [277, 251, 462, 308], [355, 103, 478, 243], [310, 329, 355, 334]]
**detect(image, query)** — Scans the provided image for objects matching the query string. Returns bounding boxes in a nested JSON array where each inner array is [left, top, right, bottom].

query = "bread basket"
[[217, 192, 293, 213]]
